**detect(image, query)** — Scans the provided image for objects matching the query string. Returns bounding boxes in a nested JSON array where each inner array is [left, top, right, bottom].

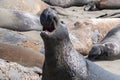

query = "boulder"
[[0, 59, 42, 80]]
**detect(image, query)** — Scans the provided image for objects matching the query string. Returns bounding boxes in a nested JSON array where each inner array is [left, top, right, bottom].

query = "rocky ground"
[[0, 0, 120, 79], [0, 59, 42, 80]]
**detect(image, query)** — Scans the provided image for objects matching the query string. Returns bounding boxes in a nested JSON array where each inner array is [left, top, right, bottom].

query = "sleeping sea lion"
[[84, 0, 120, 11], [88, 24, 120, 60], [0, 0, 49, 14], [0, 8, 42, 31], [0, 42, 44, 68], [42, 0, 99, 8]]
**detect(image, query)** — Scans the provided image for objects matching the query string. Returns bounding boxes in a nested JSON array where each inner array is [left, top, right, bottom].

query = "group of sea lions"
[[0, 0, 120, 80], [0, 0, 50, 31], [42, 0, 120, 11], [40, 8, 120, 80], [0, 0, 48, 69]]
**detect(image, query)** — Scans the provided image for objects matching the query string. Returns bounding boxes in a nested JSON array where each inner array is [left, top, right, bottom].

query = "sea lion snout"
[[88, 44, 107, 60], [88, 45, 102, 60], [104, 42, 120, 56], [88, 42, 120, 60], [40, 8, 58, 32], [40, 8, 68, 41]]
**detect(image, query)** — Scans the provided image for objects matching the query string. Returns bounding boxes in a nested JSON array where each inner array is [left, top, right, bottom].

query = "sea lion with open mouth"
[[40, 8, 120, 80]]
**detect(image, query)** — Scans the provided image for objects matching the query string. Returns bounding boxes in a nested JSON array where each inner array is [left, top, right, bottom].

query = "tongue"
[[43, 22, 55, 32]]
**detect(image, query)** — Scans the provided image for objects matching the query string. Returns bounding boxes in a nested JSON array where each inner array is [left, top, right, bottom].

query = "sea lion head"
[[40, 7, 59, 32], [40, 8, 69, 46], [88, 44, 106, 60], [88, 42, 120, 60]]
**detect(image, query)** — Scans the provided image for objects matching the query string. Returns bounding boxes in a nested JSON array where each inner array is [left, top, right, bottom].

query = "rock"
[[0, 59, 42, 80], [0, 0, 49, 14]]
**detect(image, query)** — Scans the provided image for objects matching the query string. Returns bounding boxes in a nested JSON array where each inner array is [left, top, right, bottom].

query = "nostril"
[[51, 7, 55, 10]]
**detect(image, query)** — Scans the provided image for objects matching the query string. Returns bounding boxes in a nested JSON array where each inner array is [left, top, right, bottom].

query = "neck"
[[44, 35, 71, 63], [41, 21, 88, 80], [43, 32, 88, 80]]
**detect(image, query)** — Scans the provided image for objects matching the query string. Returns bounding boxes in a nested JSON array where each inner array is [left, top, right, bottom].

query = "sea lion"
[[0, 0, 49, 14], [84, 0, 120, 11], [42, 0, 99, 8], [88, 24, 120, 60], [0, 42, 44, 68], [0, 8, 42, 31], [69, 19, 120, 55], [40, 8, 120, 80]]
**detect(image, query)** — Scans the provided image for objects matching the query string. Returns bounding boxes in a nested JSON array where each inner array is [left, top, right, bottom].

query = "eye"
[[105, 43, 114, 49], [52, 17, 58, 23], [61, 21, 64, 24]]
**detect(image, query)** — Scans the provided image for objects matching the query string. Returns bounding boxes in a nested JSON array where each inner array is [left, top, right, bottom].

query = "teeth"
[[44, 30, 51, 35], [45, 31, 49, 34]]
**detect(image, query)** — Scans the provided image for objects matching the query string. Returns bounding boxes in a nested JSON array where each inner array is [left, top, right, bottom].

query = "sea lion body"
[[40, 8, 120, 80], [42, 0, 98, 8], [88, 24, 120, 60], [85, 0, 120, 11], [0, 42, 44, 68], [0, 8, 42, 31], [99, 0, 120, 9], [0, 0, 48, 14]]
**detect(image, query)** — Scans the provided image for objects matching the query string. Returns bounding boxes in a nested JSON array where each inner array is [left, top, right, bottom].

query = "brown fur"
[[100, 0, 120, 9], [0, 8, 42, 31], [42, 0, 99, 8], [0, 42, 44, 68], [0, 0, 49, 14], [84, 0, 120, 11]]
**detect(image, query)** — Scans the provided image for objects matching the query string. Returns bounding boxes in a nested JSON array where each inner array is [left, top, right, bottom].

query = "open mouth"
[[41, 15, 58, 37], [40, 8, 59, 37], [43, 18, 55, 33], [42, 23, 55, 37]]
